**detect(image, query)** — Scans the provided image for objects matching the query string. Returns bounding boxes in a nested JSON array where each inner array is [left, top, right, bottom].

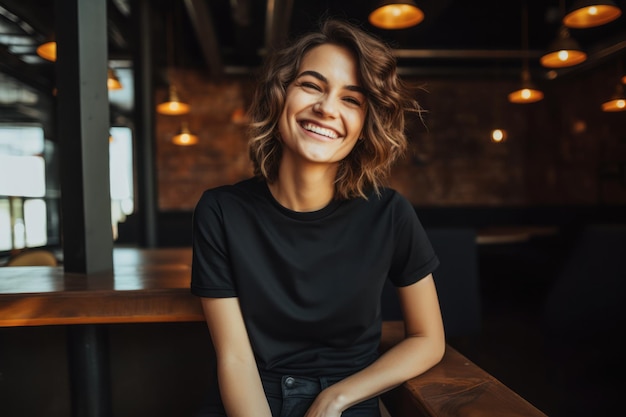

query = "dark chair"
[[381, 228, 481, 338], [543, 224, 626, 417]]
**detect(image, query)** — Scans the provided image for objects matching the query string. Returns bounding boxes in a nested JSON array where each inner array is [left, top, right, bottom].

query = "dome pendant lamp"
[[509, 69, 544, 103], [157, 10, 190, 116], [602, 63, 626, 112], [540, 26, 587, 68], [563, 0, 622, 28], [369, 0, 424, 29], [172, 121, 199, 145], [37, 39, 57, 62], [107, 68, 123, 90], [157, 85, 190, 115], [601, 83, 626, 112], [509, 2, 544, 104]]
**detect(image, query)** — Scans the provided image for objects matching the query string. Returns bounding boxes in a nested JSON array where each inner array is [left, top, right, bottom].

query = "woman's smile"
[[299, 121, 340, 140]]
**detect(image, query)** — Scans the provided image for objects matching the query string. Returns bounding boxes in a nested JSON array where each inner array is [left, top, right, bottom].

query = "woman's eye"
[[300, 82, 321, 91], [343, 97, 362, 106]]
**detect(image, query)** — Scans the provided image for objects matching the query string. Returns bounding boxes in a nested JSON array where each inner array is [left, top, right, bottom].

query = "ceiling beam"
[[107, 0, 130, 51], [228, 0, 257, 59], [393, 49, 545, 60], [265, 0, 293, 52], [183, 0, 223, 79], [0, 45, 53, 95], [0, 0, 53, 38], [230, 0, 251, 27]]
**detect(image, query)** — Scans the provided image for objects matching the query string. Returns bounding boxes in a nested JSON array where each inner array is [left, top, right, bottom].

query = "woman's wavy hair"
[[247, 18, 422, 199]]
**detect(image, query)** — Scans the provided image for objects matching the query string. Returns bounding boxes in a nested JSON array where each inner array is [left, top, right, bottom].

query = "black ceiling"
[[1, 0, 626, 120], [154, 0, 626, 78]]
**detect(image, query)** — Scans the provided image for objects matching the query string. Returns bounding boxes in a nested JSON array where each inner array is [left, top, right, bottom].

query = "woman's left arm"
[[305, 273, 445, 417]]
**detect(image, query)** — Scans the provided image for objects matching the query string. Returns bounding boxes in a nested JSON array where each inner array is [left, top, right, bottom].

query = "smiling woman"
[[191, 19, 443, 417]]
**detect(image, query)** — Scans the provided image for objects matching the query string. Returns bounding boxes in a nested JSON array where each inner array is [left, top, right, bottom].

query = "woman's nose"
[[313, 95, 339, 117]]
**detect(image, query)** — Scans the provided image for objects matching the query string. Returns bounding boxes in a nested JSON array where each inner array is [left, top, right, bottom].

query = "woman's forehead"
[[297, 43, 361, 85]]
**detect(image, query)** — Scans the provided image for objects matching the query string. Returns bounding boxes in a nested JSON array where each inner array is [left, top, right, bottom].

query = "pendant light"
[[156, 85, 190, 115], [563, 0, 622, 28], [509, 1, 544, 104], [601, 84, 626, 111], [107, 68, 123, 90], [508, 69, 544, 103], [172, 121, 198, 146], [156, 11, 190, 116], [36, 39, 56, 62], [540, 26, 587, 68], [369, 0, 424, 29], [602, 63, 626, 112]]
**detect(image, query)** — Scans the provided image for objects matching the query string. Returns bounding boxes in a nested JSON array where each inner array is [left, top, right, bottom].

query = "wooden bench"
[[380, 322, 546, 417], [0, 247, 547, 417]]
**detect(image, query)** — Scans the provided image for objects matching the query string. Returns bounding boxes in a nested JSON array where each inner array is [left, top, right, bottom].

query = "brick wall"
[[155, 65, 626, 210]]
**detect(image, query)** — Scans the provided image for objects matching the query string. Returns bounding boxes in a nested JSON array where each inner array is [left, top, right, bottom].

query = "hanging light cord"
[[522, 0, 529, 73], [166, 11, 174, 80]]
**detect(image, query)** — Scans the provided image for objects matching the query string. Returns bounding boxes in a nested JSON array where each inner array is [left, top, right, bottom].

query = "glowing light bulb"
[[588, 6, 598, 16], [617, 100, 626, 109], [521, 89, 531, 100], [491, 129, 507, 143], [558, 50, 569, 61]]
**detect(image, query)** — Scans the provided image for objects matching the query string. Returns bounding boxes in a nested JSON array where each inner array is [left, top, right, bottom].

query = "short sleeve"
[[387, 193, 439, 287], [191, 189, 238, 298]]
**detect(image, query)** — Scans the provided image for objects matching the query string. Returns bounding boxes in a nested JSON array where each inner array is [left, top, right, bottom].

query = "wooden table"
[[0, 247, 201, 417], [0, 247, 202, 326]]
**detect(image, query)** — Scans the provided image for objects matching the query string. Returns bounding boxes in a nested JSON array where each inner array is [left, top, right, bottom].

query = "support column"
[[132, 0, 158, 248], [55, 2, 113, 414], [55, 0, 113, 273], [67, 325, 112, 417]]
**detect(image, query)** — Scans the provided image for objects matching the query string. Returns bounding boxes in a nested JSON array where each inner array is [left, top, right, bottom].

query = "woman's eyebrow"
[[296, 70, 366, 95], [297, 70, 327, 83]]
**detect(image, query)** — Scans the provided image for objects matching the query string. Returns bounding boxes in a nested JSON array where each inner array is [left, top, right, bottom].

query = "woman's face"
[[278, 43, 367, 168]]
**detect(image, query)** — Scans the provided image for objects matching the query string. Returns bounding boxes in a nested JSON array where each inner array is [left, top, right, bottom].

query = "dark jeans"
[[194, 371, 381, 417]]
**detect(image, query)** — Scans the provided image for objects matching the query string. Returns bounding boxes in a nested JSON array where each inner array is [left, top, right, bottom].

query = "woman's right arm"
[[201, 297, 273, 417]]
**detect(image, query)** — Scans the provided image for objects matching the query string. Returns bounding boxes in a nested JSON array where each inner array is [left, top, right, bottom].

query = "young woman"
[[191, 19, 445, 417]]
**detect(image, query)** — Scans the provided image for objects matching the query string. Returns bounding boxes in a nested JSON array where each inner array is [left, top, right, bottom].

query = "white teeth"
[[302, 123, 338, 139]]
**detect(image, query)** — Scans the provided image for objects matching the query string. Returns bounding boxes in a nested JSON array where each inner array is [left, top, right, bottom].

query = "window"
[[0, 125, 135, 252], [0, 125, 47, 251], [109, 126, 134, 240]]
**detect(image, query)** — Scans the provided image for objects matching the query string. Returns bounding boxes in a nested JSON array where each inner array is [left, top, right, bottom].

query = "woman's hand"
[[303, 387, 346, 417]]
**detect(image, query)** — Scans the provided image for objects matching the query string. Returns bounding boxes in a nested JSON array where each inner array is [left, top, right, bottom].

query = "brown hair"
[[247, 19, 422, 199]]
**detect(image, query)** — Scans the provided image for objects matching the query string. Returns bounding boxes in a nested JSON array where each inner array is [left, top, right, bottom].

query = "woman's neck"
[[268, 160, 338, 212]]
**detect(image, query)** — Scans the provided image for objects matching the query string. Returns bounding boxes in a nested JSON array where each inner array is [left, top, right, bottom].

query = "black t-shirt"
[[191, 177, 439, 376]]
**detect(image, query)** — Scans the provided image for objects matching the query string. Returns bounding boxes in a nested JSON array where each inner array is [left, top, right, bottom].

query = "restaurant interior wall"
[[132, 61, 626, 247], [154, 66, 626, 212]]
